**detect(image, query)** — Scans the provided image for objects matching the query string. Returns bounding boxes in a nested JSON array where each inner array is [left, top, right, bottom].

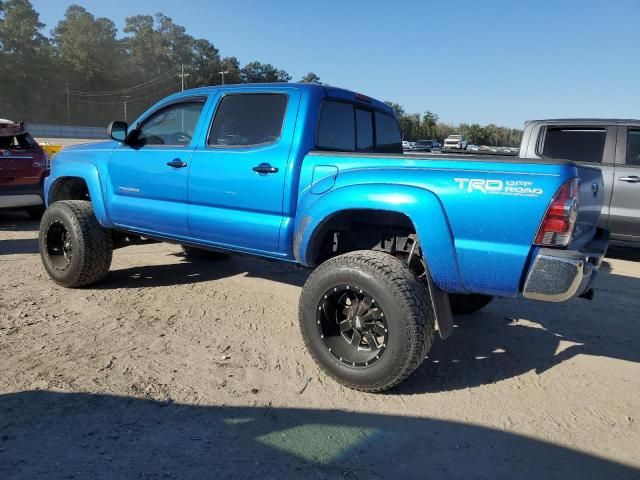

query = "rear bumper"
[[523, 229, 609, 302]]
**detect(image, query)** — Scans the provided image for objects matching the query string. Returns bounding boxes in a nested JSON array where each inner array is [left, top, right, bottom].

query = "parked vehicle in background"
[[38, 84, 608, 392], [0, 119, 49, 218], [412, 139, 440, 152], [402, 140, 413, 151], [520, 119, 640, 244], [444, 134, 467, 150]]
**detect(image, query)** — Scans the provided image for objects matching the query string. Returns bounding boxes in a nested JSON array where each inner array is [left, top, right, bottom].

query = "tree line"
[[0, 0, 521, 145], [385, 103, 522, 147]]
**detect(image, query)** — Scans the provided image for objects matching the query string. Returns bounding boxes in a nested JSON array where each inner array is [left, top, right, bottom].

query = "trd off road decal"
[[454, 178, 544, 197]]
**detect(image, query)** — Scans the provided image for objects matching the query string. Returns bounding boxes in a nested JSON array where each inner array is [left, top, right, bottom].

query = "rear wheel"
[[299, 250, 435, 392], [39, 200, 113, 287], [449, 293, 493, 315], [181, 245, 230, 261]]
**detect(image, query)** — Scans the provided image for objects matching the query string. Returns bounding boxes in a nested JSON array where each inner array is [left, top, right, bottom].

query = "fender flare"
[[45, 161, 112, 228], [294, 183, 464, 293]]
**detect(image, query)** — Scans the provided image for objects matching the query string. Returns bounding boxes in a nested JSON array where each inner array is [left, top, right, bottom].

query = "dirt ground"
[[1, 210, 639, 479]]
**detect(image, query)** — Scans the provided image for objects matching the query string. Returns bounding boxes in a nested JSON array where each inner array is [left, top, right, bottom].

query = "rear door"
[[608, 127, 640, 240], [187, 89, 299, 254], [538, 125, 616, 226]]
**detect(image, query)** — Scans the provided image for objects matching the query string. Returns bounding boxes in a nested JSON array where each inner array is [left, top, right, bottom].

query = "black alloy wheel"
[[44, 220, 73, 271], [317, 285, 389, 367]]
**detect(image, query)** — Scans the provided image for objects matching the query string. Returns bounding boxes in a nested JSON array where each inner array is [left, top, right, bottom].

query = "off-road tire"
[[39, 200, 113, 287], [299, 250, 436, 392], [181, 245, 230, 261], [449, 293, 493, 315]]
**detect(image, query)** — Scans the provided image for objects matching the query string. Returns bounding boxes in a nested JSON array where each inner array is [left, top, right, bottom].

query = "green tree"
[[0, 0, 46, 53], [220, 56, 242, 84], [190, 38, 221, 86], [241, 61, 291, 83], [300, 72, 321, 84], [0, 0, 54, 122], [52, 5, 121, 83]]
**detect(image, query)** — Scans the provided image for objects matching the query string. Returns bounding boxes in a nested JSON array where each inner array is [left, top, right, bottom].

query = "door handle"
[[619, 175, 640, 183], [252, 163, 279, 174], [167, 159, 187, 168]]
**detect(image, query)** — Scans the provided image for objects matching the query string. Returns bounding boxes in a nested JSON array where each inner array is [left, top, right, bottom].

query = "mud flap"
[[425, 267, 454, 339]]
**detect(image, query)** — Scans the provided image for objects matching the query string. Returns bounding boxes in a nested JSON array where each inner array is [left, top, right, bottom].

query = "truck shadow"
[[0, 212, 39, 256], [0, 238, 39, 255], [0, 211, 39, 232], [1, 390, 637, 479], [399, 266, 640, 394], [97, 253, 309, 289]]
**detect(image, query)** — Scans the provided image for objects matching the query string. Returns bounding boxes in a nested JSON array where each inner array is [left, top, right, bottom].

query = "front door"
[[609, 127, 640, 240], [107, 97, 207, 237], [188, 90, 299, 254]]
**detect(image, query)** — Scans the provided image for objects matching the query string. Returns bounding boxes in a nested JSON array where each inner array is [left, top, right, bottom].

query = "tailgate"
[[572, 164, 605, 247]]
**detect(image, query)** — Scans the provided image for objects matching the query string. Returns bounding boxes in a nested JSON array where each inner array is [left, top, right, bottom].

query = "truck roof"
[[165, 83, 395, 116], [525, 118, 640, 125]]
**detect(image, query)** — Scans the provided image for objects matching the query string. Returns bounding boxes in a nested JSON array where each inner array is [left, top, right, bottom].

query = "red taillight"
[[534, 178, 579, 247]]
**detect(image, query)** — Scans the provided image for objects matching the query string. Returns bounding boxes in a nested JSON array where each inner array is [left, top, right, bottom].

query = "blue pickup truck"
[[38, 84, 608, 391]]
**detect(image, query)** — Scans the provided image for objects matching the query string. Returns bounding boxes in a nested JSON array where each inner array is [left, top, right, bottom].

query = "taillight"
[[534, 178, 579, 247]]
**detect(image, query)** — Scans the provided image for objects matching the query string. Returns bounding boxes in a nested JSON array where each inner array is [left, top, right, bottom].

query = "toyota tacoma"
[[38, 84, 609, 391]]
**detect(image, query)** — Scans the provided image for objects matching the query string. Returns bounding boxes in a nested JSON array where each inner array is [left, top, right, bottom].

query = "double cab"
[[38, 84, 608, 391]]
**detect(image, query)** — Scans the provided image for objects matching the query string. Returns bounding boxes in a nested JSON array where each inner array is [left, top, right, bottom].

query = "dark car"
[[0, 120, 49, 218], [412, 139, 440, 152]]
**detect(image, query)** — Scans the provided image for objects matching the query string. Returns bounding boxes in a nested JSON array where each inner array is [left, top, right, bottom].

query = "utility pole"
[[178, 64, 190, 91], [219, 70, 229, 85], [65, 83, 71, 125], [123, 95, 130, 122]]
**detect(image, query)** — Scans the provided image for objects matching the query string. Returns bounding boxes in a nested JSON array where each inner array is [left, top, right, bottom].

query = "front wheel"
[[299, 250, 435, 392], [39, 200, 113, 287]]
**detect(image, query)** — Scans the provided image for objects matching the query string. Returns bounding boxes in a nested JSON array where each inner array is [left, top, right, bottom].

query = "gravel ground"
[[1, 210, 639, 479]]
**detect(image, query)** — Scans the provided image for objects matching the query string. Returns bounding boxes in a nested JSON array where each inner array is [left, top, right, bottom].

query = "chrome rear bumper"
[[523, 230, 609, 302]]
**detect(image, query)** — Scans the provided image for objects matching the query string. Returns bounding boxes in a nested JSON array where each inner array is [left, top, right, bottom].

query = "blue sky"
[[31, 0, 640, 128]]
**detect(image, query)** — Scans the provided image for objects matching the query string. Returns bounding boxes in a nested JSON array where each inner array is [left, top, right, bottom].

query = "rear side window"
[[317, 101, 355, 151], [316, 100, 402, 153], [627, 129, 640, 166], [356, 109, 374, 152], [208, 93, 287, 147], [375, 111, 402, 153], [541, 127, 606, 163]]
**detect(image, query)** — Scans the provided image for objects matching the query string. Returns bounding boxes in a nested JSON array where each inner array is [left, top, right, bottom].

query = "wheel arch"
[[294, 183, 464, 293], [45, 161, 111, 227]]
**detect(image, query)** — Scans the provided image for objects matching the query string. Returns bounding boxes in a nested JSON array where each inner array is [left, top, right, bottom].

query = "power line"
[[72, 84, 179, 105], [67, 72, 177, 97]]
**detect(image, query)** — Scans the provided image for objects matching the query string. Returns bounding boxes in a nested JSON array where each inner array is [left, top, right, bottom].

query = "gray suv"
[[519, 119, 640, 244]]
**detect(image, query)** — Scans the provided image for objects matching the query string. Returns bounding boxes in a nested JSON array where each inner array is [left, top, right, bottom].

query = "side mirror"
[[107, 121, 128, 142]]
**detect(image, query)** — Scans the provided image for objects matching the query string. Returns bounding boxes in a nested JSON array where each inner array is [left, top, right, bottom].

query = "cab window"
[[316, 100, 402, 153], [137, 99, 205, 147], [627, 129, 640, 166], [208, 93, 288, 147], [541, 127, 606, 163]]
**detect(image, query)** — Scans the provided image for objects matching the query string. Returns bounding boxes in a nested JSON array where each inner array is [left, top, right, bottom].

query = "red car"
[[0, 119, 49, 218]]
